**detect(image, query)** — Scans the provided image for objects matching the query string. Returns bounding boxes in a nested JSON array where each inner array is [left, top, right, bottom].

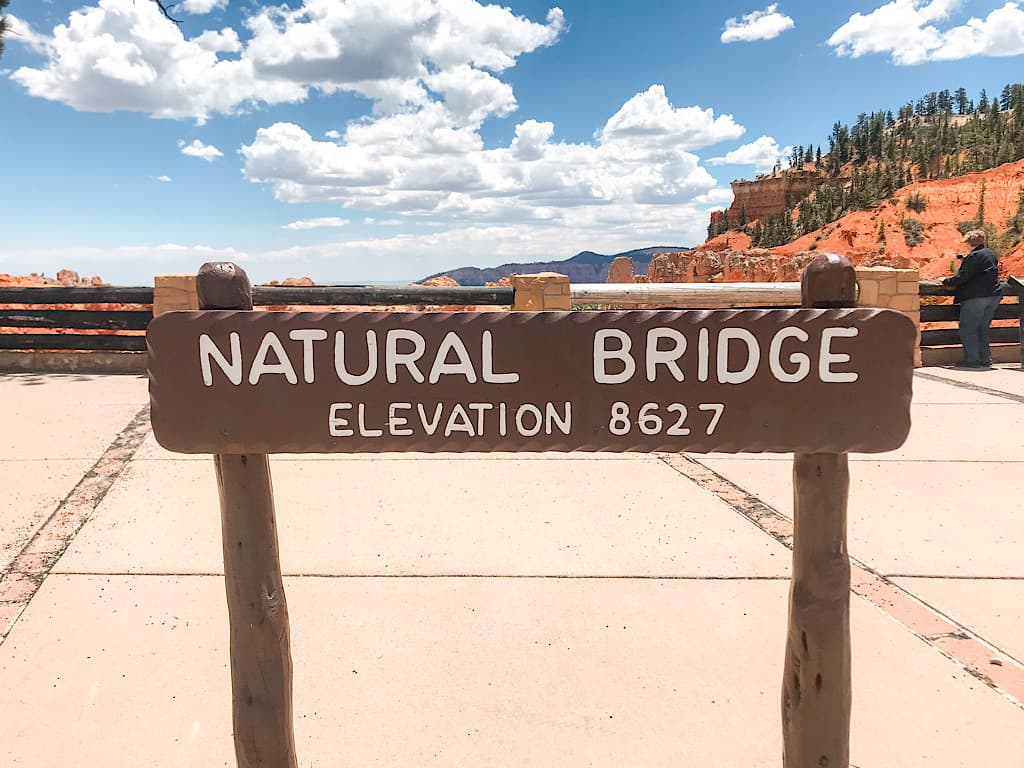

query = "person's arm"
[[942, 252, 982, 287]]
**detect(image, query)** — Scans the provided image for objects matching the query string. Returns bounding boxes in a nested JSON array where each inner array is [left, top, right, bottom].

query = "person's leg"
[[958, 298, 984, 364], [977, 296, 1001, 365]]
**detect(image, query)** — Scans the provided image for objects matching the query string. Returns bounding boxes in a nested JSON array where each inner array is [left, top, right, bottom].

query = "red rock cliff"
[[725, 168, 824, 223]]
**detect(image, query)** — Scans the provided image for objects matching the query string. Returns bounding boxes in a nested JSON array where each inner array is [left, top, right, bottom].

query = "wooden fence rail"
[[570, 282, 802, 308], [0, 309, 153, 331], [0, 285, 153, 358], [251, 285, 514, 306], [0, 286, 154, 303], [918, 277, 1024, 365], [3, 276, 1023, 367]]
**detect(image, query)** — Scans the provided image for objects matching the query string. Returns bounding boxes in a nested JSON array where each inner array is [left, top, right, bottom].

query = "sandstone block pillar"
[[855, 266, 921, 367], [512, 273, 571, 311], [153, 274, 199, 316]]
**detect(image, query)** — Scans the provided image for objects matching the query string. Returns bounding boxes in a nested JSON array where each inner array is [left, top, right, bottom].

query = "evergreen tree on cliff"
[[0, 0, 10, 60]]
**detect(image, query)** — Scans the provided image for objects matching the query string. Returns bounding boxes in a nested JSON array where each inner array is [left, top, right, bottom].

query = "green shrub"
[[902, 217, 925, 247], [905, 192, 928, 212]]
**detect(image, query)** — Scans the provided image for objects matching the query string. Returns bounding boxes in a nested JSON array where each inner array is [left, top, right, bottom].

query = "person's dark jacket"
[[942, 246, 1001, 303]]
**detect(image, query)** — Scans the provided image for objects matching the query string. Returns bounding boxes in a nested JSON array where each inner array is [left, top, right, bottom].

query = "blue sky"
[[2, 0, 1023, 283]]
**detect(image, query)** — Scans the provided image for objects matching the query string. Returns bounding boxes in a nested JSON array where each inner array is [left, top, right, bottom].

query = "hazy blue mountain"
[[422, 246, 690, 285]]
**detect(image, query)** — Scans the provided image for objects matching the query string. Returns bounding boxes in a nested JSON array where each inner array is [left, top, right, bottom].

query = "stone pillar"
[[511, 272, 571, 311], [856, 266, 921, 367], [153, 274, 199, 316]]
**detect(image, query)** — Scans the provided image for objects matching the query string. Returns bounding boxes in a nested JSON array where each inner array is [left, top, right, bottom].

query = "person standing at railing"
[[943, 229, 1002, 369]]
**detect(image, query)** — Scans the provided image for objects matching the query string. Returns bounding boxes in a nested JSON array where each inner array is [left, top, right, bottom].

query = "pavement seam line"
[[656, 452, 1024, 711], [0, 404, 152, 644], [914, 370, 1024, 404], [44, 572, 793, 580]]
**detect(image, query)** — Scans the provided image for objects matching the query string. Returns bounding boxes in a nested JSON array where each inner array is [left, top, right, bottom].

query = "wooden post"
[[197, 262, 298, 768], [782, 254, 855, 768]]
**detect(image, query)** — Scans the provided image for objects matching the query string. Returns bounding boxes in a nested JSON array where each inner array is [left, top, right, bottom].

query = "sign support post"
[[782, 255, 856, 767], [196, 263, 298, 768]]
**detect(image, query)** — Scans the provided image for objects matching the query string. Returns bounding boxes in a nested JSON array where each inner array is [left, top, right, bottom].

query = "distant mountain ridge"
[[423, 246, 690, 285]]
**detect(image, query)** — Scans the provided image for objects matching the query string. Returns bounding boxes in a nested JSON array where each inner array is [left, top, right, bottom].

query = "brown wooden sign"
[[148, 308, 914, 454]]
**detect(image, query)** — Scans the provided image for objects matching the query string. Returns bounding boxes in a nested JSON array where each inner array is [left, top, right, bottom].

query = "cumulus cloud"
[[9, 2, 736, 264], [182, 0, 229, 14], [178, 138, 224, 161], [282, 217, 349, 230], [597, 85, 744, 150], [156, 175, 173, 182], [10, 1, 305, 123], [721, 4, 795, 43], [708, 136, 791, 174], [829, 0, 1024, 64], [240, 85, 738, 223], [9, 0, 565, 124]]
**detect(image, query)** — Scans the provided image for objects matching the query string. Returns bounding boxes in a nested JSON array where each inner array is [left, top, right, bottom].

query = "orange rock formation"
[[690, 159, 1024, 283]]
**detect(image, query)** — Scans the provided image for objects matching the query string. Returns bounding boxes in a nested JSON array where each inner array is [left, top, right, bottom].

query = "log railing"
[[251, 284, 514, 307], [918, 277, 1024, 365], [0, 286, 153, 352], [571, 282, 802, 308], [4, 275, 1022, 367]]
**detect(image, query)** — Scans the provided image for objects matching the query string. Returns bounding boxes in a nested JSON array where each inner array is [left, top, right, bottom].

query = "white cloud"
[[178, 138, 224, 162], [182, 0, 229, 13], [10, 1, 305, 123], [721, 4, 795, 43], [240, 85, 737, 223], [9, 0, 564, 123], [6, 15, 56, 55], [157, 175, 173, 182], [597, 85, 744, 151], [708, 136, 791, 174], [829, 0, 1024, 64], [282, 217, 349, 230]]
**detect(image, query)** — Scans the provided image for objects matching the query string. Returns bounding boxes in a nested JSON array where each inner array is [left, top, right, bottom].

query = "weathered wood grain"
[[783, 253, 854, 768], [198, 261, 298, 768]]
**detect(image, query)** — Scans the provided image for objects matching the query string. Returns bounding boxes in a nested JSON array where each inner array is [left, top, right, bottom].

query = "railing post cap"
[[801, 254, 857, 308]]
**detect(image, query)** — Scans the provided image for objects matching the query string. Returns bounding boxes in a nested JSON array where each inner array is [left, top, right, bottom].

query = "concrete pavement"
[[1, 367, 1022, 766]]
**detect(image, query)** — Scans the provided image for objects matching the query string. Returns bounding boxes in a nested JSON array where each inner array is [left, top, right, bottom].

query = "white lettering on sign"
[[335, 331, 378, 385], [717, 328, 760, 385], [289, 329, 328, 384], [199, 332, 242, 386], [820, 328, 860, 383], [250, 332, 298, 385], [591, 326, 860, 386], [197, 324, 862, 389], [593, 330, 636, 385], [328, 401, 572, 438], [646, 329, 687, 383], [769, 327, 811, 383]]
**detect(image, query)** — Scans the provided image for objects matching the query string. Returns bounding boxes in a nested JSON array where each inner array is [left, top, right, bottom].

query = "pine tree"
[[1001, 84, 1013, 111], [0, 0, 9, 59], [979, 89, 990, 113], [955, 87, 969, 115]]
